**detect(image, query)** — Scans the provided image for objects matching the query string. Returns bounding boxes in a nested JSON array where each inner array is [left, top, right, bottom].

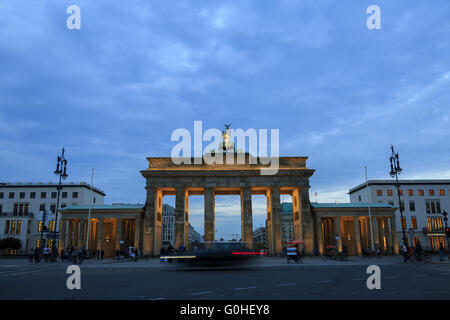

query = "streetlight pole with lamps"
[[442, 210, 449, 258], [389, 145, 407, 245], [53, 148, 68, 252]]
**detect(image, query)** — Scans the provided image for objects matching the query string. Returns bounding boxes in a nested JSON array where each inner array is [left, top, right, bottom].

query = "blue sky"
[[1, 1, 450, 240]]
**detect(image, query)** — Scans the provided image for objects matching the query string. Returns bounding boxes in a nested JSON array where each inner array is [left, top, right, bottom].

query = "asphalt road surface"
[[1, 263, 450, 300]]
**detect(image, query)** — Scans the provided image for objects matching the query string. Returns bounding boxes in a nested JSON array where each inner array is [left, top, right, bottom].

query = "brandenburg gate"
[[141, 154, 314, 256]]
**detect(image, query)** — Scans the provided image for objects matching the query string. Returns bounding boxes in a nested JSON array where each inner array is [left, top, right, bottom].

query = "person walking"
[[101, 249, 104, 260], [29, 249, 35, 264], [34, 247, 40, 264], [439, 243, 444, 262], [43, 246, 50, 263], [376, 245, 381, 258], [401, 241, 409, 263]]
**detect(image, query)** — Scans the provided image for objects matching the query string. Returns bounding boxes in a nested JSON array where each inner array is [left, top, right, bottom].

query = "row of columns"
[[58, 217, 141, 255], [316, 216, 399, 256], [143, 185, 313, 257]]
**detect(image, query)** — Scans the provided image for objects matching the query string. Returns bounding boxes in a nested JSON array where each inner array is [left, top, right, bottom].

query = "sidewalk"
[[2, 255, 449, 270]]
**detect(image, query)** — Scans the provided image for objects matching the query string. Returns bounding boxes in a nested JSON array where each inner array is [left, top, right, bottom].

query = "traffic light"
[[446, 227, 450, 238]]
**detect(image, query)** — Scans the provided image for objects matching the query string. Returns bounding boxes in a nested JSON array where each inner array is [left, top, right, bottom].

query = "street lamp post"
[[53, 148, 68, 253], [389, 145, 407, 245], [442, 210, 449, 258]]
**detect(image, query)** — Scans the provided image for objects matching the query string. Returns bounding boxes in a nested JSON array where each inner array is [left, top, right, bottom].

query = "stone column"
[[372, 217, 379, 247], [134, 217, 141, 252], [266, 189, 273, 254], [97, 218, 104, 251], [270, 186, 282, 255], [175, 187, 188, 250], [354, 217, 362, 256], [292, 188, 303, 243], [204, 188, 215, 244], [299, 187, 314, 254], [78, 219, 85, 248], [143, 188, 156, 256], [67, 220, 73, 248], [316, 216, 324, 255], [115, 218, 122, 252], [73, 220, 79, 248], [390, 215, 399, 255], [240, 186, 253, 249], [335, 217, 342, 253], [59, 218, 66, 252], [384, 218, 392, 254]]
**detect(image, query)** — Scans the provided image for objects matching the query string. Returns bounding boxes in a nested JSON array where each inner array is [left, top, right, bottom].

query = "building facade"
[[252, 226, 267, 247], [349, 180, 450, 251], [0, 182, 105, 255]]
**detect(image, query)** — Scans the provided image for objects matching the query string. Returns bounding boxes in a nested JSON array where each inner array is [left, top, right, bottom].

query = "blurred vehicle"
[[180, 242, 262, 267]]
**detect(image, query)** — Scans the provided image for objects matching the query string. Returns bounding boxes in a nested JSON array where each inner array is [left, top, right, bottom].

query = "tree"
[[0, 237, 22, 254]]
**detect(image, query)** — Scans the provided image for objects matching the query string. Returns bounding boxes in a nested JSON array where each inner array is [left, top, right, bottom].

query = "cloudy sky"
[[1, 0, 449, 240]]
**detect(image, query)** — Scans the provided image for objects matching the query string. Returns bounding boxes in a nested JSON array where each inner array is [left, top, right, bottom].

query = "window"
[[30, 192, 36, 199], [427, 218, 433, 230], [62, 192, 67, 198], [409, 201, 415, 211], [408, 189, 413, 196], [439, 189, 445, 196], [399, 189, 403, 196], [411, 216, 417, 229], [0, 205, 2, 214], [429, 189, 435, 196], [376, 190, 382, 196], [93, 197, 96, 203], [50, 204, 56, 214], [426, 200, 441, 214], [40, 192, 46, 199], [48, 220, 55, 232], [10, 220, 16, 234], [13, 204, 18, 215], [72, 192, 78, 198], [61, 204, 66, 208], [0, 192, 3, 199], [401, 217, 407, 230], [19, 192, 25, 199], [4, 220, 10, 234], [39, 203, 45, 212], [36, 240, 41, 248], [9, 192, 14, 199], [37, 221, 43, 232], [358, 195, 361, 202], [16, 220, 21, 234], [387, 190, 393, 196], [418, 189, 424, 196], [24, 203, 29, 215], [438, 217, 443, 229], [51, 192, 57, 198], [400, 201, 405, 211]]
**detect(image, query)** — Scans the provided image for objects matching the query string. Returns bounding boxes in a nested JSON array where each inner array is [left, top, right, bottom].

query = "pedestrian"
[[101, 249, 104, 260], [60, 248, 65, 262], [376, 245, 381, 258], [401, 241, 409, 263], [439, 243, 444, 262], [29, 248, 35, 264], [43, 246, 50, 263], [34, 247, 40, 264], [78, 247, 84, 264]]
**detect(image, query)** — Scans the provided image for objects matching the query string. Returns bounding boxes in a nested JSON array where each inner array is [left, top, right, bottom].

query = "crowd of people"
[[28, 246, 106, 264]]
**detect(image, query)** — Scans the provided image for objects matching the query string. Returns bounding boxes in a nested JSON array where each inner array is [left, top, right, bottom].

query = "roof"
[[349, 179, 450, 194], [311, 203, 394, 208], [0, 181, 106, 196], [61, 204, 144, 211], [281, 202, 393, 212]]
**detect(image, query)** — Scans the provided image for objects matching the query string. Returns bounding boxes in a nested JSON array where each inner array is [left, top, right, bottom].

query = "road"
[[1, 261, 450, 299]]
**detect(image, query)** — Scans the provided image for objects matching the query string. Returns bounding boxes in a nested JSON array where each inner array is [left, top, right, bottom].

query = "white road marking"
[[192, 291, 213, 295], [150, 297, 165, 300], [315, 280, 333, 283], [233, 286, 257, 291], [277, 283, 296, 286]]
